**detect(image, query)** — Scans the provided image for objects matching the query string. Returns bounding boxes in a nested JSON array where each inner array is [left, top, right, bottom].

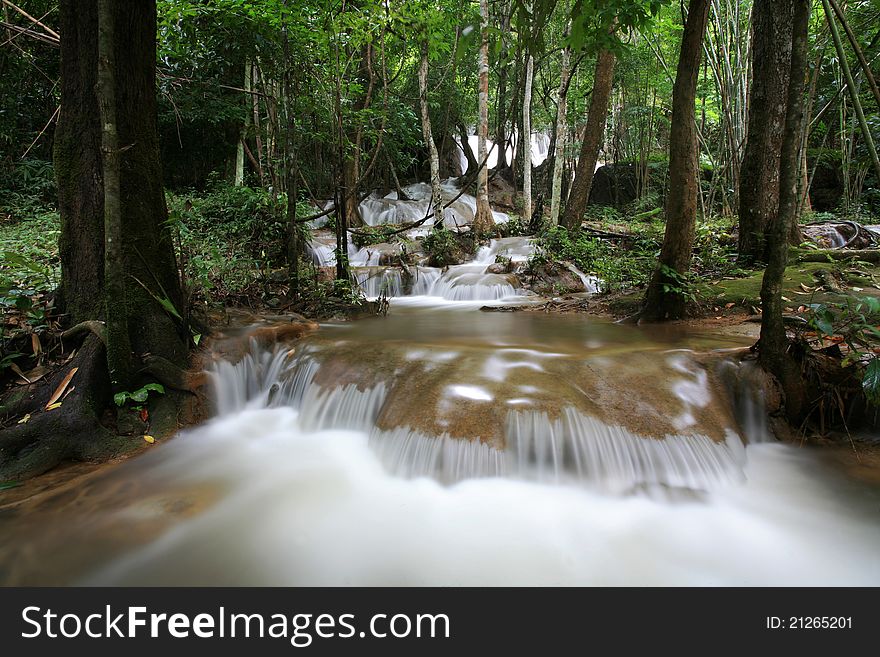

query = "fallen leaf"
[[785, 307, 794, 312], [143, 435, 155, 444], [46, 402, 62, 411], [31, 333, 41, 356], [139, 408, 149, 423], [45, 367, 78, 409], [724, 302, 735, 309], [10, 363, 30, 384], [799, 283, 814, 292], [781, 296, 792, 302], [715, 316, 723, 320], [17, 414, 30, 424], [852, 287, 863, 292], [23, 365, 49, 383], [62, 385, 75, 400], [798, 306, 807, 313]]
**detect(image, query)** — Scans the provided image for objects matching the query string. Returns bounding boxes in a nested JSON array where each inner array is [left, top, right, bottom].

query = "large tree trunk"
[[561, 48, 616, 230], [737, 0, 793, 264], [758, 0, 810, 415], [56, 0, 187, 369], [56, 1, 103, 325], [641, 0, 711, 322], [97, 0, 132, 389], [522, 52, 534, 223], [473, 0, 494, 233], [419, 41, 445, 229], [549, 42, 572, 227]]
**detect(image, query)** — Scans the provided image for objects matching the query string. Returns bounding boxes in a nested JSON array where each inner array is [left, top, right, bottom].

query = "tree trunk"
[[494, 0, 511, 171], [458, 121, 479, 178], [759, 0, 810, 411], [641, 0, 711, 322], [56, 1, 103, 325], [419, 40, 445, 229], [827, 0, 880, 114], [96, 0, 132, 389], [822, 0, 880, 185], [473, 0, 494, 233], [549, 43, 572, 227], [235, 60, 249, 186], [737, 0, 793, 264], [282, 5, 299, 299], [562, 48, 616, 230], [522, 52, 534, 223], [56, 0, 187, 370]]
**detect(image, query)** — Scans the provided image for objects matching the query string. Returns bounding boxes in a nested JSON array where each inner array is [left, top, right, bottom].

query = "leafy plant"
[[422, 227, 459, 267], [803, 296, 880, 404], [114, 383, 166, 410]]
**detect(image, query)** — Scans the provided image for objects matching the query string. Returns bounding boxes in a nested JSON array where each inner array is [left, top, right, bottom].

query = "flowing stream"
[[2, 191, 880, 586]]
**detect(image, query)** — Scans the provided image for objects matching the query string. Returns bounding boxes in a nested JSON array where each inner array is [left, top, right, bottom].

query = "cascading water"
[[4, 178, 880, 586], [2, 309, 880, 586]]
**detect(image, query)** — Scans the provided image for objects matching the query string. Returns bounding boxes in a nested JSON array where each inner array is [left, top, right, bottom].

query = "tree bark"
[[641, 0, 711, 322], [562, 48, 616, 230], [96, 0, 132, 389], [759, 0, 810, 404], [473, 0, 494, 233], [737, 0, 793, 264], [55, 0, 187, 370], [549, 42, 572, 227], [56, 1, 103, 325], [419, 40, 445, 229], [522, 52, 534, 223]]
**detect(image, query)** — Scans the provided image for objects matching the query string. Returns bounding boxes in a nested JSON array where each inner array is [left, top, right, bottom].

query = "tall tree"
[[419, 39, 445, 228], [641, 0, 710, 321], [561, 47, 616, 229], [56, 0, 187, 375], [473, 0, 495, 233], [758, 0, 810, 398], [549, 38, 572, 226], [522, 48, 535, 223], [737, 0, 793, 264], [96, 0, 131, 388]]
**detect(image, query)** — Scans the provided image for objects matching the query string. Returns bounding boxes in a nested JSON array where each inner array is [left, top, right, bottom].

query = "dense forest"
[[1, 0, 880, 488]]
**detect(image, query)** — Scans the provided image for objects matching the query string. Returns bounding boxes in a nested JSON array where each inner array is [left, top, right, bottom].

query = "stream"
[[2, 185, 880, 586]]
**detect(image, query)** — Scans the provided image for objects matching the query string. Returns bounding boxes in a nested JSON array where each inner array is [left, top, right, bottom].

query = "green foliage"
[[533, 225, 655, 292], [422, 227, 460, 267], [804, 295, 880, 405], [114, 384, 166, 410], [498, 214, 530, 238], [166, 183, 303, 302], [351, 225, 400, 249]]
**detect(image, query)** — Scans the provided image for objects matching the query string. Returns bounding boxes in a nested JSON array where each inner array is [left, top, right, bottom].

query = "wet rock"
[[526, 262, 590, 296], [486, 261, 513, 275]]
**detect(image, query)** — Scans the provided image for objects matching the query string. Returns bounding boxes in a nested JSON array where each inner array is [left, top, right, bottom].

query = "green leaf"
[[157, 296, 183, 321], [0, 481, 22, 491], [863, 359, 880, 405], [142, 383, 165, 395], [113, 392, 128, 407], [130, 389, 150, 403]]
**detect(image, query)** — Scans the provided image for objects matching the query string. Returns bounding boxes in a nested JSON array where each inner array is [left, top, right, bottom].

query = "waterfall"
[[208, 341, 748, 493]]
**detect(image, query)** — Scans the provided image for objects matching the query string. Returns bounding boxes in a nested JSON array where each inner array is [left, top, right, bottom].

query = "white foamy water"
[[81, 405, 880, 586]]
